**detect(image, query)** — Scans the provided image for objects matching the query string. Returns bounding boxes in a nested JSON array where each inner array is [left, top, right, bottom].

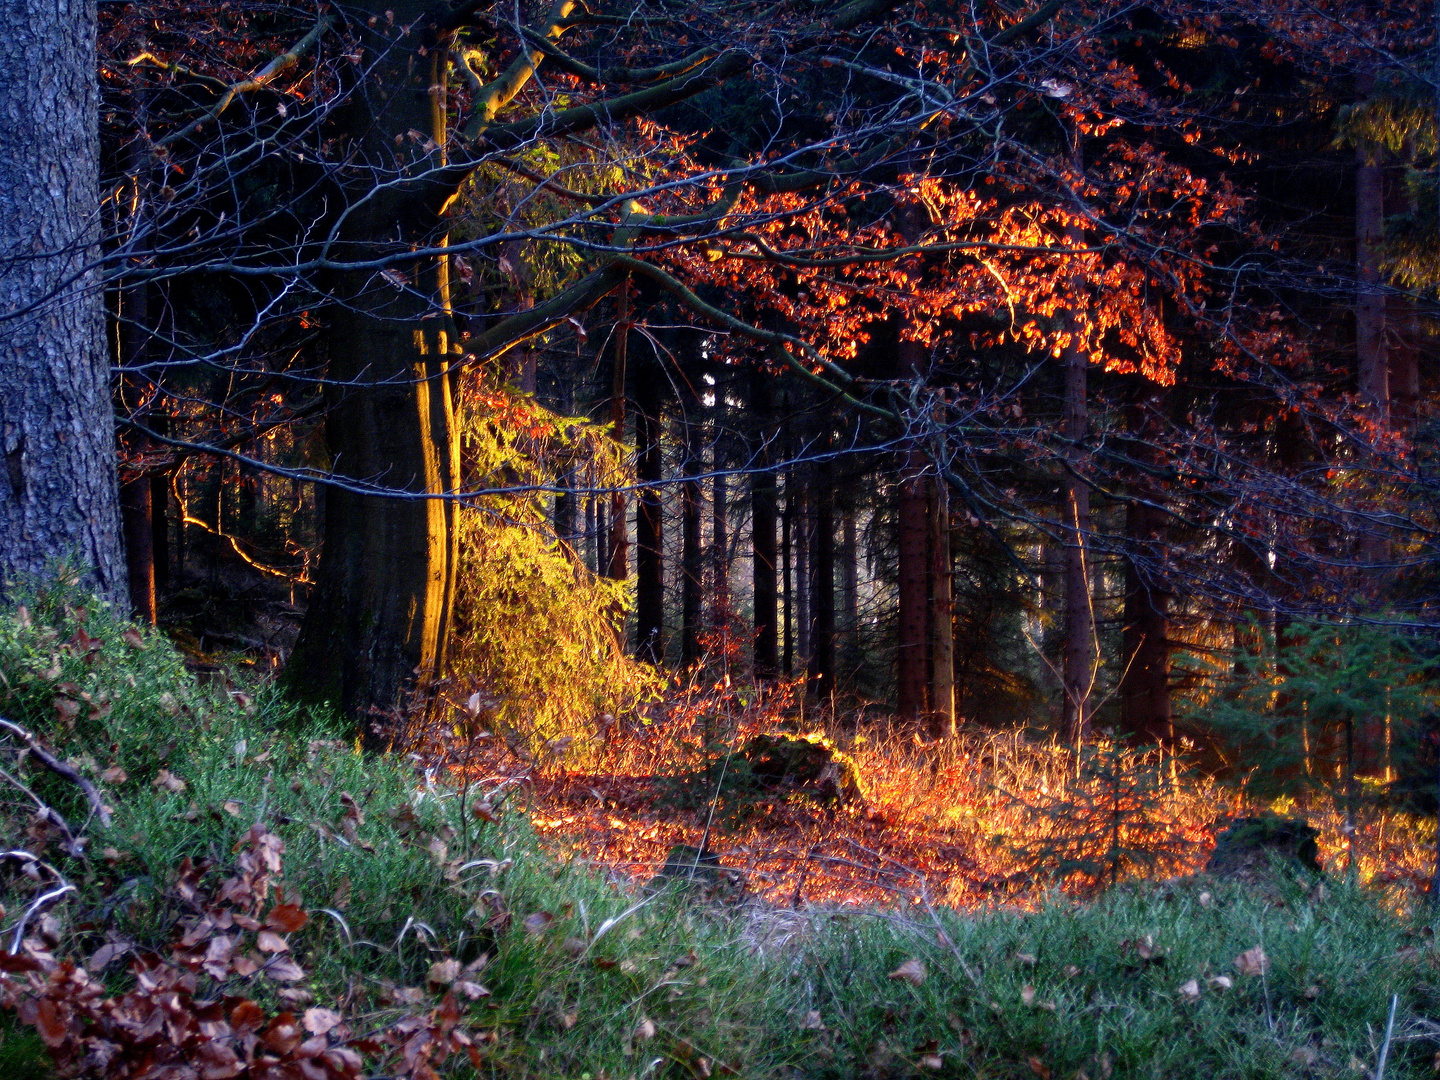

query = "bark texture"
[[0, 0, 126, 601]]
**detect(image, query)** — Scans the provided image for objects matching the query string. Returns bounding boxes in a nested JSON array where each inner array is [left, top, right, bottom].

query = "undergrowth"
[[2, 592, 1440, 1077]]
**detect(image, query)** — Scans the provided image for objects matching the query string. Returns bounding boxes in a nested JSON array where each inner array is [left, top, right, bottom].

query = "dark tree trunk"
[[928, 481, 955, 738], [809, 449, 835, 697], [1120, 388, 1171, 745], [607, 288, 630, 587], [680, 406, 703, 664], [634, 359, 664, 662], [287, 6, 462, 744], [1121, 500, 1171, 744], [711, 397, 729, 626], [895, 340, 930, 725], [750, 368, 779, 679], [0, 0, 126, 603], [782, 467, 794, 674], [795, 483, 811, 664], [1060, 323, 1094, 746], [840, 497, 859, 677]]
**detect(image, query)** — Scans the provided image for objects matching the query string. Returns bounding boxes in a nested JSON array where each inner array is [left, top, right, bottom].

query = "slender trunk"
[[608, 286, 630, 587], [795, 485, 811, 664], [840, 499, 859, 677], [681, 409, 703, 664], [928, 481, 955, 739], [1354, 126, 1388, 421], [1121, 499, 1171, 744], [750, 368, 779, 679], [634, 358, 664, 662], [809, 448, 836, 698], [711, 396, 730, 628], [1060, 336, 1094, 746], [782, 468, 794, 674], [553, 377, 576, 548], [0, 0, 126, 602], [895, 387, 930, 725]]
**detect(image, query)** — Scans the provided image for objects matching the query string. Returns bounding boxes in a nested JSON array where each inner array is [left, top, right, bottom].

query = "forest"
[[4, 0, 1440, 1075]]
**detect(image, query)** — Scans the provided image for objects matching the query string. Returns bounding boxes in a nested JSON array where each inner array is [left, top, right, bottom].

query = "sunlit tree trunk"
[[287, 6, 461, 744], [0, 0, 126, 603]]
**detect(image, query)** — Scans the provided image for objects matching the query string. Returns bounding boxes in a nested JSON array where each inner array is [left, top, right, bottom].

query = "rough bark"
[[0, 0, 126, 603]]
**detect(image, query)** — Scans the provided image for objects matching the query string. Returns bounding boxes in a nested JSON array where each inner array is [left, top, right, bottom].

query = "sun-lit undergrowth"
[[443, 377, 662, 754]]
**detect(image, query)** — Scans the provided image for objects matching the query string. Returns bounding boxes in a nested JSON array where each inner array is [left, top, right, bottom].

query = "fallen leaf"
[[302, 1008, 343, 1036], [798, 1010, 825, 1030], [263, 955, 306, 982], [633, 1017, 656, 1042], [888, 958, 926, 986], [1209, 975, 1233, 991], [428, 959, 460, 986], [222, 801, 243, 817], [1015, 952, 1037, 967], [455, 979, 490, 1000], [153, 768, 186, 794], [122, 628, 145, 649], [1021, 985, 1036, 1005], [1177, 979, 1201, 1001], [1198, 891, 1212, 907], [523, 911, 554, 935], [1027, 1055, 1051, 1079], [920, 1053, 944, 1069], [101, 765, 127, 784], [1062, 964, 1081, 978], [256, 930, 290, 954], [1233, 946, 1269, 977]]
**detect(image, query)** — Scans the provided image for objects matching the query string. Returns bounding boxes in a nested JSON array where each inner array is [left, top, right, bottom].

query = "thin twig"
[[1375, 993, 1399, 1080], [0, 718, 111, 827], [0, 851, 75, 954]]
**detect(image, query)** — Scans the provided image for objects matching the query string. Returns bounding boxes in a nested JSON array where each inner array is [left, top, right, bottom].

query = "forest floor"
[[442, 686, 1436, 911]]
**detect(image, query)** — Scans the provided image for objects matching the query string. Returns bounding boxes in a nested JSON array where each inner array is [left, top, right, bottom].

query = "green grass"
[[1, 590, 1437, 1078]]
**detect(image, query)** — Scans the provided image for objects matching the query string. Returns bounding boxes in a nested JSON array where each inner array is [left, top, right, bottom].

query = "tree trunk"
[[750, 368, 779, 679], [782, 466, 794, 674], [680, 405, 703, 664], [711, 395, 729, 628], [1060, 322, 1094, 746], [287, 5, 462, 744], [0, 0, 126, 603], [607, 287, 630, 587], [1119, 389, 1172, 745], [1354, 125, 1387, 420], [840, 498, 860, 678], [809, 448, 836, 698], [795, 484, 811, 665], [895, 340, 931, 726], [928, 481, 955, 739], [634, 357, 664, 662]]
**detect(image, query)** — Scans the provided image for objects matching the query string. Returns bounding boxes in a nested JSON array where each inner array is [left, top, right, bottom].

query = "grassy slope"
[[0, 594, 1436, 1078]]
